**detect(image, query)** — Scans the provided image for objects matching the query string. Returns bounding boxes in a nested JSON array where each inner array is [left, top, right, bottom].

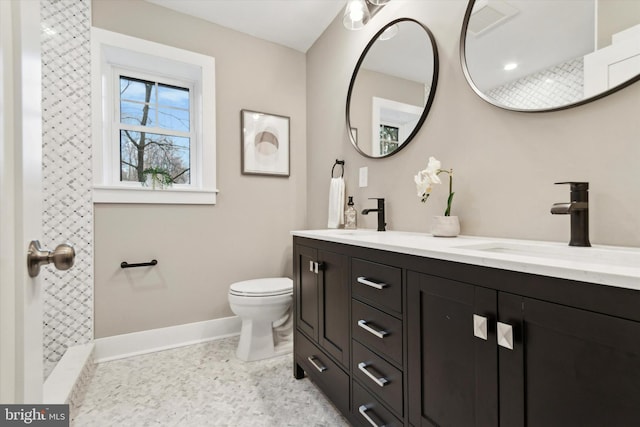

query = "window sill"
[[93, 185, 219, 205]]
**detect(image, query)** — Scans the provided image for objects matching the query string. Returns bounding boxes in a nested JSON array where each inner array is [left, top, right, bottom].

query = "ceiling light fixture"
[[343, 0, 390, 31], [503, 62, 518, 71]]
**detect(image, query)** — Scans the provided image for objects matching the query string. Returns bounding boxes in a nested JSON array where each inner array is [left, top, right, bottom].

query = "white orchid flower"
[[414, 170, 433, 199], [415, 156, 447, 203], [424, 156, 442, 185]]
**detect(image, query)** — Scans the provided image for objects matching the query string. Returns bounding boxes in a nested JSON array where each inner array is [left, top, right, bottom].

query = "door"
[[0, 0, 44, 403], [318, 249, 349, 367], [294, 244, 319, 341], [499, 294, 640, 427], [407, 271, 498, 427]]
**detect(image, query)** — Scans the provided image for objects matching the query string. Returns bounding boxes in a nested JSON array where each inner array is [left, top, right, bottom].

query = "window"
[[92, 28, 217, 204], [118, 74, 193, 185], [379, 124, 399, 156]]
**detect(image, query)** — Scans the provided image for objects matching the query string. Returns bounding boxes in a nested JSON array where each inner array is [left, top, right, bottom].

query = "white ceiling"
[[465, 0, 596, 91], [145, 0, 348, 53]]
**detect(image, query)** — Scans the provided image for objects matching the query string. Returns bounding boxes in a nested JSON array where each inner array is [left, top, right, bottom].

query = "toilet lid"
[[229, 278, 293, 297]]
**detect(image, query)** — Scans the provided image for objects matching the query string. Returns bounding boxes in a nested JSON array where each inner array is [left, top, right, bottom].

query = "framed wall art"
[[241, 109, 290, 177]]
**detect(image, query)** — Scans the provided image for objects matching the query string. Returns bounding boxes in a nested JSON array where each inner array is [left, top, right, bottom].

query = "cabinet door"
[[407, 271, 498, 427], [295, 244, 318, 341], [499, 294, 640, 427], [318, 250, 350, 367]]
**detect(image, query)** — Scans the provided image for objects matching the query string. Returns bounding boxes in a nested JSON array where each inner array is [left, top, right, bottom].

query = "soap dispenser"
[[344, 196, 357, 229]]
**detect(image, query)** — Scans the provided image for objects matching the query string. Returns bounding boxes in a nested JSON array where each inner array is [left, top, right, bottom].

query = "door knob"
[[27, 240, 75, 278]]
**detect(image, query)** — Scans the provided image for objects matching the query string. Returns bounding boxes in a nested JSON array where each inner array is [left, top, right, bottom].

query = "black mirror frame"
[[459, 0, 640, 113], [346, 18, 439, 159]]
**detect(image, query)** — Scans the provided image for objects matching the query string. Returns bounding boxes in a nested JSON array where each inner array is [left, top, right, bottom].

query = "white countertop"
[[292, 229, 640, 291]]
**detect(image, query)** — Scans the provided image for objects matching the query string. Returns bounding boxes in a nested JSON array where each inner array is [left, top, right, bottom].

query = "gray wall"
[[92, 0, 307, 338], [307, 1, 640, 247]]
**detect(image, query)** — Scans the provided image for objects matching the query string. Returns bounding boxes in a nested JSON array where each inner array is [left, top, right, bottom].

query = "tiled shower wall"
[[41, 0, 93, 378], [487, 58, 584, 110]]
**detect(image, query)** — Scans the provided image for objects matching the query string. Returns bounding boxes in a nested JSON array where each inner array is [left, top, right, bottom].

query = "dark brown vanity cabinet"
[[294, 236, 640, 427], [407, 271, 640, 427], [406, 271, 498, 427], [499, 294, 640, 427], [293, 242, 350, 414]]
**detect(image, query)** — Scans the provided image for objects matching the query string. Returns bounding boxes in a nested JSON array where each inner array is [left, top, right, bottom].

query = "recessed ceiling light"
[[503, 62, 518, 71]]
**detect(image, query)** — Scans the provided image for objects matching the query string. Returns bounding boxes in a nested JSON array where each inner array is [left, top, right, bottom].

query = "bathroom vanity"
[[292, 230, 640, 427]]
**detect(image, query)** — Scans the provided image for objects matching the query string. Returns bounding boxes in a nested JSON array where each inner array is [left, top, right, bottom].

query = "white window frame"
[[91, 27, 217, 204]]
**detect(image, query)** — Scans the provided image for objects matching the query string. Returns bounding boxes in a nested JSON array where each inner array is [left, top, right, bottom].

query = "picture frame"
[[241, 109, 290, 177]]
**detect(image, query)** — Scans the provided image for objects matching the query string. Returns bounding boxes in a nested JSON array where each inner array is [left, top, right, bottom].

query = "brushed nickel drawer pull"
[[357, 276, 388, 290], [358, 362, 389, 387], [358, 405, 383, 427], [307, 355, 327, 372], [358, 320, 389, 338]]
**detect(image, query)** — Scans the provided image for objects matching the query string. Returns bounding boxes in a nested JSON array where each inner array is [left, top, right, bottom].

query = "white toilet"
[[228, 277, 293, 362]]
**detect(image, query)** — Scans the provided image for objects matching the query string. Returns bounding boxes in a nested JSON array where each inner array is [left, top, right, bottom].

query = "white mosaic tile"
[[488, 57, 584, 109], [41, 0, 93, 378], [73, 338, 350, 427]]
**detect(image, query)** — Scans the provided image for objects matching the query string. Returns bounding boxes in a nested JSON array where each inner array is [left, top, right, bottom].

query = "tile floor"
[[72, 337, 350, 426]]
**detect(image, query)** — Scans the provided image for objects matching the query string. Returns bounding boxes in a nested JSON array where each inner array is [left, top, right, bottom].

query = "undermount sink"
[[454, 242, 640, 268], [324, 229, 379, 236]]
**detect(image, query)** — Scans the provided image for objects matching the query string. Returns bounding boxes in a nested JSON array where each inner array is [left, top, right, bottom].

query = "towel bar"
[[121, 259, 158, 269]]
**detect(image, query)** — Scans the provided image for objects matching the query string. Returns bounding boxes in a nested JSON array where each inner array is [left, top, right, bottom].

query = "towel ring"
[[331, 160, 345, 178]]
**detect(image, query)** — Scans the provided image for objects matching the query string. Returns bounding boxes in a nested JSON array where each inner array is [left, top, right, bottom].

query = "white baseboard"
[[94, 316, 241, 363]]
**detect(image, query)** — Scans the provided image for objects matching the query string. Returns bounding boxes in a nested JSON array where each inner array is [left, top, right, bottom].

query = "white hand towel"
[[327, 177, 345, 228]]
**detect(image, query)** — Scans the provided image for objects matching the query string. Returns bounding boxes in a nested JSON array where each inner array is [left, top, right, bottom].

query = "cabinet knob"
[[473, 314, 488, 340], [497, 322, 514, 350]]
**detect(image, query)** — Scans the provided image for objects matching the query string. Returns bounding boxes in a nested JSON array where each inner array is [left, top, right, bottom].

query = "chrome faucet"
[[362, 198, 386, 231], [550, 182, 590, 247]]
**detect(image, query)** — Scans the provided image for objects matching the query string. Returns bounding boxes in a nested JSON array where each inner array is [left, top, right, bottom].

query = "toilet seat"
[[229, 278, 293, 297]]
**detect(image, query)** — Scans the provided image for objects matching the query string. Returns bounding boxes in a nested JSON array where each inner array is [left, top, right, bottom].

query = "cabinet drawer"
[[295, 331, 349, 415], [352, 340, 403, 416], [352, 380, 403, 427], [352, 258, 402, 315], [352, 300, 403, 367]]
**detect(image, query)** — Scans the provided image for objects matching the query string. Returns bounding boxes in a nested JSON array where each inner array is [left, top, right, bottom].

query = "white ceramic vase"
[[431, 215, 460, 237]]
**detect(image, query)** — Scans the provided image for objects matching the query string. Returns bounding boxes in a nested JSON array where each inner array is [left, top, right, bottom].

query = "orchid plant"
[[414, 156, 455, 216]]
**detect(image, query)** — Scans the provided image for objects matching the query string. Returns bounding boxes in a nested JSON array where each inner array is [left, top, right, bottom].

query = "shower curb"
[[43, 342, 96, 423]]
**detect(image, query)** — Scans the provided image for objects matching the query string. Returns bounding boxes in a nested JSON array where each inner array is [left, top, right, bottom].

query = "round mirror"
[[461, 0, 640, 112], [346, 18, 438, 158]]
